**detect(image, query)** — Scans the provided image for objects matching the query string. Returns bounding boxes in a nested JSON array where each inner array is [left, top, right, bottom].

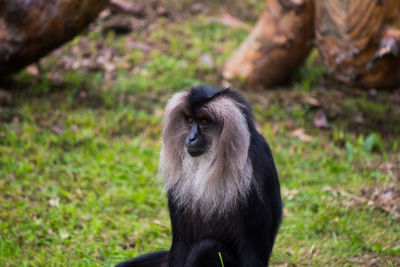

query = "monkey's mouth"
[[186, 146, 205, 157]]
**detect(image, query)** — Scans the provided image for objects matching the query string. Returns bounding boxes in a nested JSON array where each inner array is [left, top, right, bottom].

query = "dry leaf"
[[199, 53, 215, 69], [49, 198, 59, 207], [26, 64, 39, 77], [218, 13, 251, 31], [313, 110, 330, 129], [108, 0, 146, 17], [206, 13, 251, 31], [304, 96, 320, 107], [289, 128, 313, 142], [153, 109, 164, 116], [51, 125, 64, 135]]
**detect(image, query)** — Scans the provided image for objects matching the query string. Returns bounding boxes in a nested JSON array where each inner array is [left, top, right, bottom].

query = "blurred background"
[[0, 0, 399, 266]]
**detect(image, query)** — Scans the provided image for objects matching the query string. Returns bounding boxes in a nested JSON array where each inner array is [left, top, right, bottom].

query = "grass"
[[219, 252, 225, 267], [1, 1, 399, 266]]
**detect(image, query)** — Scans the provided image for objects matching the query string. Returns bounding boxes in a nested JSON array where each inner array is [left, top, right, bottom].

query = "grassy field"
[[1, 1, 399, 266]]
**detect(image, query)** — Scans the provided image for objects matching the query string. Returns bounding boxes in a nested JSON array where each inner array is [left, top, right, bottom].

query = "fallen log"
[[0, 0, 109, 76], [223, 0, 314, 87], [315, 0, 400, 88], [224, 0, 400, 89]]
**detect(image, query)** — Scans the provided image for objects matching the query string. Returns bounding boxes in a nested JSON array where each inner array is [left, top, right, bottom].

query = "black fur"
[[116, 251, 168, 267], [187, 85, 229, 111], [117, 86, 282, 267]]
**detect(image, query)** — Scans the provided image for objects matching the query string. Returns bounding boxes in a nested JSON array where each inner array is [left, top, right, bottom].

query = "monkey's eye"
[[186, 117, 194, 124], [199, 118, 210, 126]]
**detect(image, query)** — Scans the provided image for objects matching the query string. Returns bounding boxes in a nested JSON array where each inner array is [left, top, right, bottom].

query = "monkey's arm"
[[238, 224, 272, 266], [239, 252, 268, 267], [238, 189, 278, 267], [167, 199, 190, 267], [238, 227, 271, 267], [115, 251, 168, 267]]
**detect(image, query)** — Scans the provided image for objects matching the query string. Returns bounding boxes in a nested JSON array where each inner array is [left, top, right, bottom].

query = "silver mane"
[[159, 90, 254, 220]]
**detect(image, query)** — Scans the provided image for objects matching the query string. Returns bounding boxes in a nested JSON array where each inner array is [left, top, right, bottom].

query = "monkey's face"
[[183, 110, 215, 157], [161, 86, 249, 169]]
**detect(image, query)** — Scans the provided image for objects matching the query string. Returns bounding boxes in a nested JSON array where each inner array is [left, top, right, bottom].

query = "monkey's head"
[[160, 86, 255, 217], [161, 86, 252, 159]]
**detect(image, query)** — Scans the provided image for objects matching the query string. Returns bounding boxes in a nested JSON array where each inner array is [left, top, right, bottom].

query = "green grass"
[[1, 1, 399, 266], [219, 252, 225, 267]]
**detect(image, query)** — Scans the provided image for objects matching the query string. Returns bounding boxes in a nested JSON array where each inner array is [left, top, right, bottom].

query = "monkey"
[[117, 85, 282, 267]]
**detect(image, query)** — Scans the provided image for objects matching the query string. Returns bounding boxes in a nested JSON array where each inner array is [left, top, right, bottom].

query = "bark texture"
[[223, 0, 314, 87], [0, 0, 109, 76], [315, 0, 400, 88]]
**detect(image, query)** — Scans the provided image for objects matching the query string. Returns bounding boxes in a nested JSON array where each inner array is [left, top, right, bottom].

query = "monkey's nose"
[[186, 125, 200, 146], [185, 135, 198, 146], [188, 135, 196, 142]]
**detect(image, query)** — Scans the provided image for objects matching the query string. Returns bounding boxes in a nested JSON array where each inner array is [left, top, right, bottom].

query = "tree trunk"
[[0, 0, 109, 76], [223, 0, 314, 87], [315, 0, 400, 88]]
